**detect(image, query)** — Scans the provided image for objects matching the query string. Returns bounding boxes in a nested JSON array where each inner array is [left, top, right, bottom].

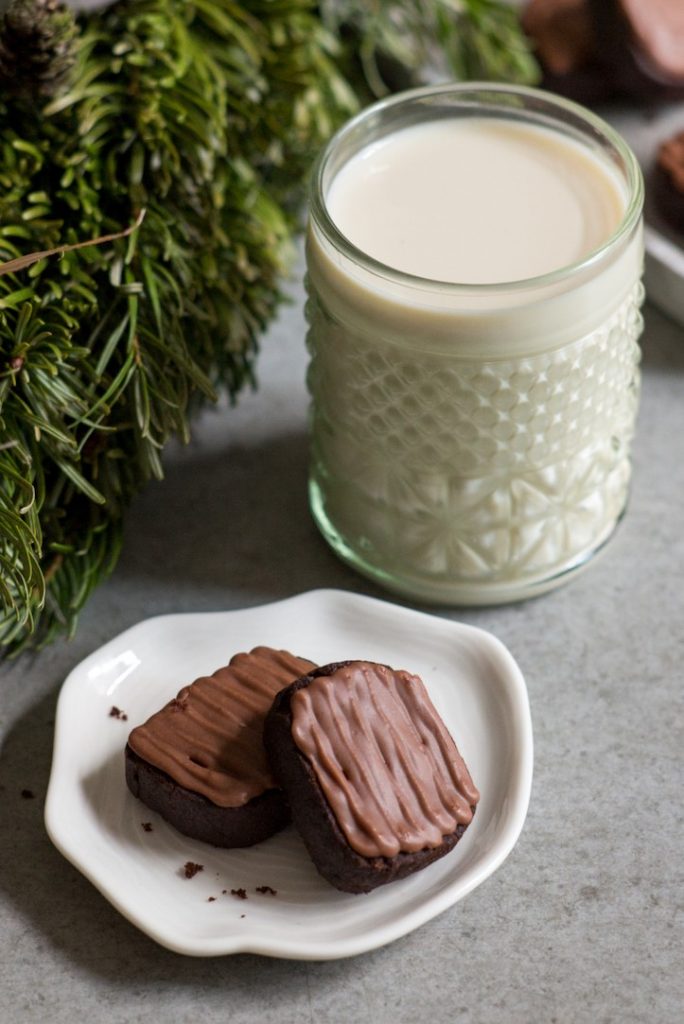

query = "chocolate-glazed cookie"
[[264, 661, 479, 893], [523, 0, 684, 103], [654, 131, 684, 234], [589, 0, 684, 99], [126, 647, 316, 847], [522, 0, 616, 105]]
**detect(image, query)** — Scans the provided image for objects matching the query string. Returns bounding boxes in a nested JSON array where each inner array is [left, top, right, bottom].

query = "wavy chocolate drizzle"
[[128, 647, 314, 807], [290, 662, 480, 858]]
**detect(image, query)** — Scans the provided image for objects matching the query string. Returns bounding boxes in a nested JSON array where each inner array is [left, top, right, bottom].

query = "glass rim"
[[309, 82, 644, 295]]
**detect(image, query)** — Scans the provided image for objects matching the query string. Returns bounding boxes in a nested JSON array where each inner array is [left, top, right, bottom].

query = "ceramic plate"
[[45, 589, 533, 959]]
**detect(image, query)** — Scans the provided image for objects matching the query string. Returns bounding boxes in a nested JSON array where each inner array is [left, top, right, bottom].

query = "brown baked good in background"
[[590, 0, 684, 98], [522, 0, 616, 104], [126, 647, 316, 847], [264, 661, 480, 894], [653, 131, 684, 234], [523, 0, 684, 103]]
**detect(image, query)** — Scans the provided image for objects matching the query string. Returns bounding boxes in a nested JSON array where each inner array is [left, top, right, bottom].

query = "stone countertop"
[[1, 263, 682, 1023]]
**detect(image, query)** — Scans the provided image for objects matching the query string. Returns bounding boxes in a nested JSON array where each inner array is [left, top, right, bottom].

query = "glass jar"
[[305, 84, 644, 605]]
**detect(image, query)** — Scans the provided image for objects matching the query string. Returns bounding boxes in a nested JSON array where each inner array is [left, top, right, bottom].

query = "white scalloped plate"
[[45, 589, 532, 959]]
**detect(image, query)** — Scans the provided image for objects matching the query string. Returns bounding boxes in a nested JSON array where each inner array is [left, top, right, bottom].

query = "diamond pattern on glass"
[[306, 282, 643, 588]]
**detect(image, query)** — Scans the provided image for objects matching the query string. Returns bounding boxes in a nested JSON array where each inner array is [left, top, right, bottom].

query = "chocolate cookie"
[[654, 130, 684, 234], [523, 0, 684, 103], [522, 0, 615, 105], [589, 0, 684, 99], [264, 661, 479, 893], [126, 647, 316, 848]]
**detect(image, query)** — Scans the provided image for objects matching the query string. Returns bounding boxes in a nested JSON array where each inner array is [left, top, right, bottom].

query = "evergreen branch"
[[322, 0, 539, 97], [0, 209, 146, 277], [0, 0, 355, 653]]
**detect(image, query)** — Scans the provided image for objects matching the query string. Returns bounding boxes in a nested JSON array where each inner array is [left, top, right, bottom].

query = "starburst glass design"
[[306, 281, 643, 599]]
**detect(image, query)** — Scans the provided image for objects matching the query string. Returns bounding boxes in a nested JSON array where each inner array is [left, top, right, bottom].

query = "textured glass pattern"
[[306, 282, 644, 599]]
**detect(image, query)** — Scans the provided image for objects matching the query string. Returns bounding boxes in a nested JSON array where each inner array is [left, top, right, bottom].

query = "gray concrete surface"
[[1, 263, 682, 1023]]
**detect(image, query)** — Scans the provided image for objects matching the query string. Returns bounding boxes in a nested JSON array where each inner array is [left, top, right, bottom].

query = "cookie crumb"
[[240, 914, 246, 919], [207, 897, 216, 902], [141, 822, 153, 832], [183, 861, 204, 879], [221, 889, 227, 895], [256, 885, 277, 896], [109, 706, 128, 721], [230, 888, 248, 900], [21, 789, 35, 800]]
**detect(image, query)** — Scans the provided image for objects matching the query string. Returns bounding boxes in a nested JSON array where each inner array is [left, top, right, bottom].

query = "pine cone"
[[0, 0, 78, 99]]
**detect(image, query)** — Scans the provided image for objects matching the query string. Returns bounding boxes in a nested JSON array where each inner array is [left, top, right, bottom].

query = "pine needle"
[[0, 209, 146, 277]]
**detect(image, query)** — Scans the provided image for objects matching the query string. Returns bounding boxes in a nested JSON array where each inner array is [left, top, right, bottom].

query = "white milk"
[[306, 96, 644, 604], [327, 119, 626, 285]]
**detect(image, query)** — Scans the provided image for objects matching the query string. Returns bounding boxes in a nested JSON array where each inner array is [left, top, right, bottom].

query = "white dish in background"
[[45, 589, 533, 960], [644, 224, 684, 330]]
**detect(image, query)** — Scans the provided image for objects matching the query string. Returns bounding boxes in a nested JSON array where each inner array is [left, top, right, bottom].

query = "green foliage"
[[0, 0, 355, 651], [324, 0, 539, 98], [0, 0, 537, 654]]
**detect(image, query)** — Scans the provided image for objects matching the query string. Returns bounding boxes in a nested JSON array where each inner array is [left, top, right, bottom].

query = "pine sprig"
[[323, 0, 539, 97], [0, 0, 355, 652]]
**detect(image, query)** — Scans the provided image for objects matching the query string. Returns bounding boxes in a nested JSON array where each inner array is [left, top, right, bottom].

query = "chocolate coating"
[[128, 647, 315, 807], [265, 662, 479, 894], [523, 0, 684, 102], [290, 661, 478, 858], [522, 0, 618, 103], [617, 0, 684, 82], [125, 646, 315, 848], [654, 131, 684, 233], [522, 0, 595, 77], [589, 0, 684, 98]]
